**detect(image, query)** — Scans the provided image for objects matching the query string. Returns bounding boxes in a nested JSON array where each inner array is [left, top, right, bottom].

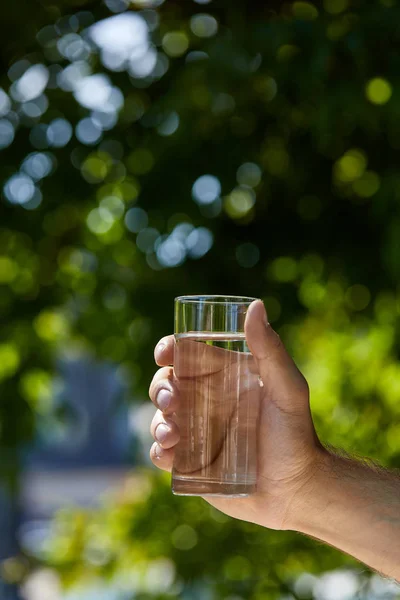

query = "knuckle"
[[265, 323, 282, 349], [298, 374, 310, 397], [149, 368, 173, 400], [271, 330, 282, 349], [149, 443, 157, 462], [150, 410, 163, 434]]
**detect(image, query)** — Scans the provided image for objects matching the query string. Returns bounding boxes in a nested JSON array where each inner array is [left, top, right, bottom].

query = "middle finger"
[[149, 366, 180, 415], [150, 410, 180, 449]]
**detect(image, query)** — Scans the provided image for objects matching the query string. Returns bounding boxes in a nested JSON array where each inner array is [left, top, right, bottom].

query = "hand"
[[149, 300, 324, 530]]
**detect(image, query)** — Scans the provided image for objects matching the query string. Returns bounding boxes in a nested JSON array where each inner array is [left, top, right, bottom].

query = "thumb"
[[244, 300, 309, 410]]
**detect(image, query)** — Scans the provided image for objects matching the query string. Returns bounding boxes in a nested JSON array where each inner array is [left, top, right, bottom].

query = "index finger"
[[154, 335, 175, 366], [154, 333, 254, 374], [174, 336, 254, 377]]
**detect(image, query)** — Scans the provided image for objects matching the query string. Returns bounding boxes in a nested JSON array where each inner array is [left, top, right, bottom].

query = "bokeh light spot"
[[21, 95, 49, 119], [162, 32, 189, 57], [346, 284, 371, 311], [100, 196, 125, 218], [76, 117, 103, 145], [186, 50, 209, 63], [171, 525, 198, 550], [81, 153, 112, 183], [4, 173, 36, 205], [236, 243, 260, 268], [212, 93, 235, 115], [34, 310, 69, 342], [185, 227, 213, 258], [156, 237, 186, 266], [192, 174, 221, 205], [136, 227, 160, 253], [57, 61, 91, 92], [157, 111, 179, 136], [170, 222, 194, 241], [352, 171, 380, 198], [129, 47, 158, 78], [22, 188, 42, 211], [92, 111, 118, 131], [11, 64, 49, 102], [324, 0, 348, 14], [0, 344, 20, 382], [190, 14, 218, 38], [0, 89, 11, 117], [334, 149, 367, 183], [20, 369, 53, 413], [118, 179, 140, 202], [57, 33, 90, 62], [74, 74, 123, 113], [125, 207, 148, 233], [0, 119, 15, 149], [104, 0, 130, 13], [126, 149, 154, 175], [293, 1, 319, 20], [366, 78, 392, 105], [262, 141, 290, 176], [236, 162, 262, 188], [0, 257, 18, 284], [224, 187, 255, 218], [277, 44, 300, 62], [21, 152, 54, 180], [47, 118, 73, 148], [87, 207, 115, 234], [313, 570, 359, 600], [268, 257, 298, 282], [254, 76, 277, 102]]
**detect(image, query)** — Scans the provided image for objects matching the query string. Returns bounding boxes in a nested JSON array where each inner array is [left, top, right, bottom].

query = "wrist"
[[282, 444, 334, 532]]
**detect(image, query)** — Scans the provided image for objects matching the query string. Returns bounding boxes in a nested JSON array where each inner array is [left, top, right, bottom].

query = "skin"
[[149, 300, 400, 581]]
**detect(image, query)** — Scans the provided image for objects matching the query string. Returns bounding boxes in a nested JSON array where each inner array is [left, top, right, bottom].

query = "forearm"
[[289, 449, 400, 581]]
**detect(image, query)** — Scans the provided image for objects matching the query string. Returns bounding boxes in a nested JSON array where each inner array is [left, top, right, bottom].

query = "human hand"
[[149, 300, 324, 530]]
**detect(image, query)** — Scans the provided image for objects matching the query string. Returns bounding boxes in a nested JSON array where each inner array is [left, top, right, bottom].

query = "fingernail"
[[154, 444, 164, 458], [157, 389, 171, 411], [156, 342, 166, 353], [155, 423, 169, 444]]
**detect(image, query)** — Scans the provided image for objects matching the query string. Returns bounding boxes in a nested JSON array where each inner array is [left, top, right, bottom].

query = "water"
[[172, 332, 262, 497]]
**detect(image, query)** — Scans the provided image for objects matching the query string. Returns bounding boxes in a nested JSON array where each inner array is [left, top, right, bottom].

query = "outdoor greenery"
[[1, 0, 400, 597]]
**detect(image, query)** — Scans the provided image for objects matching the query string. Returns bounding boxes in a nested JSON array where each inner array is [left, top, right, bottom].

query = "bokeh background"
[[1, 0, 400, 598]]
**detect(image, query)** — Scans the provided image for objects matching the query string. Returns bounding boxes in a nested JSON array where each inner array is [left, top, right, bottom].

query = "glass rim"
[[175, 295, 259, 305]]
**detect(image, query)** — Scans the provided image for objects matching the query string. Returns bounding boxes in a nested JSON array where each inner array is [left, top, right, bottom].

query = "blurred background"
[[0, 0, 400, 598]]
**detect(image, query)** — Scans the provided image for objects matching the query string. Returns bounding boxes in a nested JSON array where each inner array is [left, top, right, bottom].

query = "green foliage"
[[31, 471, 348, 599], [1, 0, 400, 596]]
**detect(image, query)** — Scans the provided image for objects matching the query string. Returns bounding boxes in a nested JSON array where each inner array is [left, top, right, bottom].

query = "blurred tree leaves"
[[1, 0, 400, 596]]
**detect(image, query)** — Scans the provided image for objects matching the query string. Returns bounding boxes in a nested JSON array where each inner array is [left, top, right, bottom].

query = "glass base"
[[172, 476, 255, 497]]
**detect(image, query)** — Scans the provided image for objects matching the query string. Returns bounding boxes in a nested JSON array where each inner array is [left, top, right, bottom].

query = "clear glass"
[[172, 295, 262, 497]]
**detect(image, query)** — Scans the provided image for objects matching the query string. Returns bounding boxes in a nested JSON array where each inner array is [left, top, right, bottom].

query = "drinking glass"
[[172, 295, 262, 497]]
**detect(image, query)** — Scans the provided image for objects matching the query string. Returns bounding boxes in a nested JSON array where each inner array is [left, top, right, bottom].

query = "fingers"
[[150, 409, 180, 449], [154, 332, 253, 377], [245, 300, 309, 408], [154, 335, 175, 366], [150, 442, 175, 472], [148, 366, 180, 415], [174, 337, 252, 378], [149, 409, 179, 472]]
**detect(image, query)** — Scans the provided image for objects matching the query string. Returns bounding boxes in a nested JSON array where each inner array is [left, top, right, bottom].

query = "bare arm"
[[149, 300, 400, 583], [289, 449, 400, 581]]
